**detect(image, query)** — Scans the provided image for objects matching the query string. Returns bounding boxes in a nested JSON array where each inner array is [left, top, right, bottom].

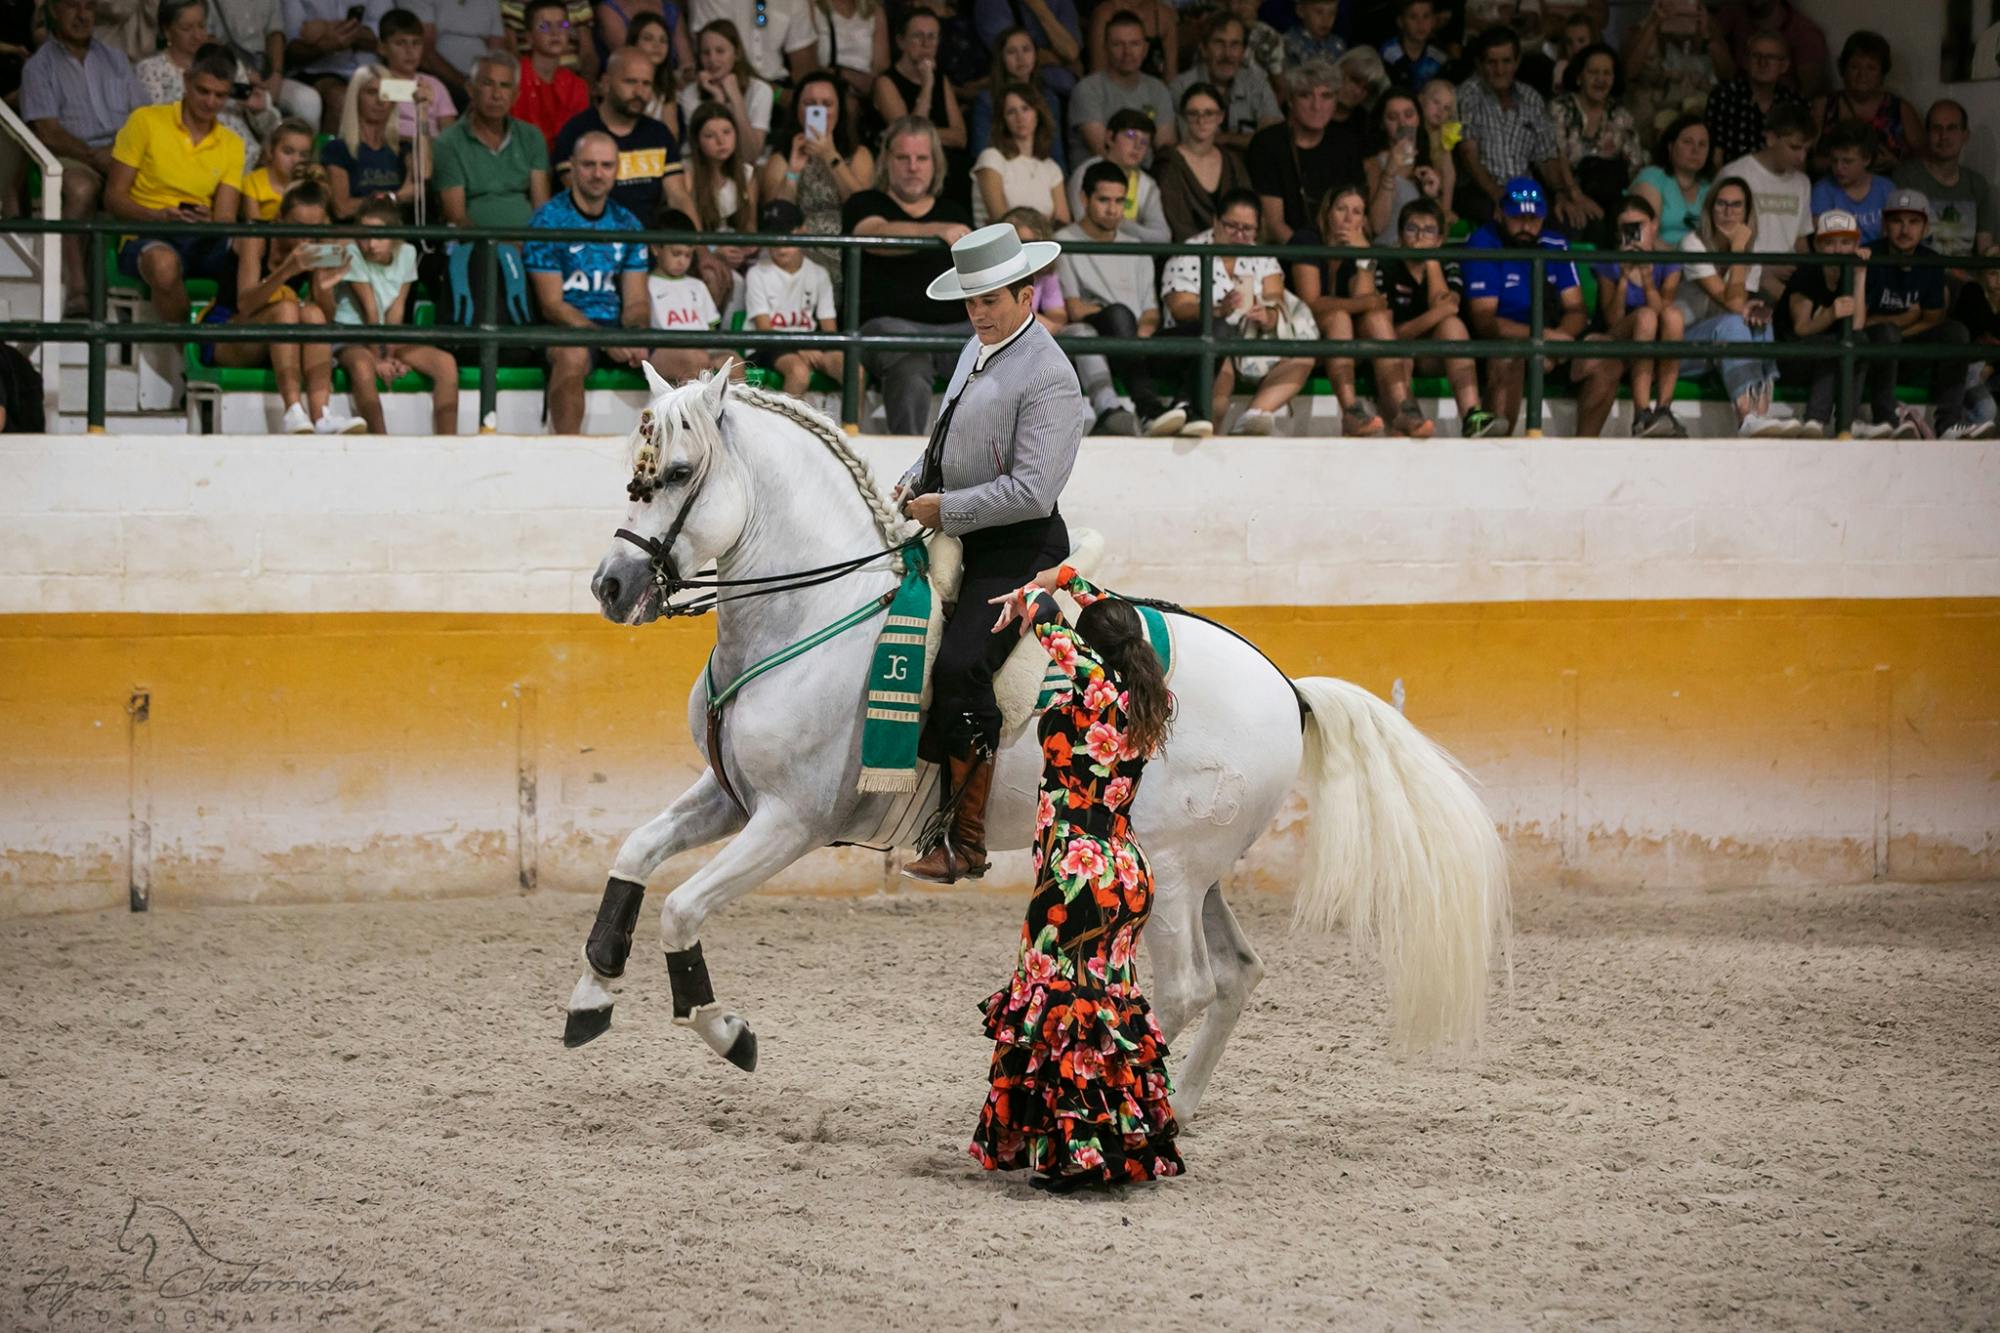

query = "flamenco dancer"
[[970, 563, 1184, 1193]]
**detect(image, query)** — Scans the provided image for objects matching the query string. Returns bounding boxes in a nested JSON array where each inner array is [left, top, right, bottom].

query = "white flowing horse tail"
[[1289, 676, 1512, 1050]]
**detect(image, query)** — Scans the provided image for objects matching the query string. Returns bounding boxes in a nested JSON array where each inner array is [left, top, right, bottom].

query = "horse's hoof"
[[563, 1006, 613, 1048], [724, 1025, 758, 1072]]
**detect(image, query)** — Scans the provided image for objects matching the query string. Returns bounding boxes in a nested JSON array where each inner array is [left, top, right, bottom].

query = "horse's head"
[[592, 362, 753, 624]]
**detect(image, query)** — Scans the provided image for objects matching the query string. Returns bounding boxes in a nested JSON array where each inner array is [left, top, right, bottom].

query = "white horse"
[[564, 367, 1510, 1122]]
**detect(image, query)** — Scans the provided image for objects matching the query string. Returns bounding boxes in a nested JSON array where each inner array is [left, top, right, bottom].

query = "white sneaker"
[[1738, 412, 1790, 437], [1230, 408, 1276, 435], [1850, 419, 1894, 439], [315, 407, 367, 435], [281, 402, 314, 434], [1791, 419, 1825, 439], [1940, 421, 1984, 441], [1141, 404, 1188, 437]]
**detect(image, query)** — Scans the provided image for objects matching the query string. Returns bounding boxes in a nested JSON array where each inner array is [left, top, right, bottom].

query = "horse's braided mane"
[[728, 382, 920, 571]]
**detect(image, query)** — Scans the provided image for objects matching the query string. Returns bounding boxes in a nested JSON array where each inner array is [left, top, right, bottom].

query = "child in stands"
[[743, 199, 840, 398], [328, 196, 461, 434], [646, 206, 728, 380], [240, 119, 315, 222]]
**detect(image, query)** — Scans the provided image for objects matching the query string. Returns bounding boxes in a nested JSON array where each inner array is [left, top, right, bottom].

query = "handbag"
[[1233, 288, 1316, 381]]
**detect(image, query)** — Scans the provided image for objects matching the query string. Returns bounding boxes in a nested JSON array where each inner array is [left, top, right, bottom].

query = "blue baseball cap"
[[1500, 176, 1547, 219]]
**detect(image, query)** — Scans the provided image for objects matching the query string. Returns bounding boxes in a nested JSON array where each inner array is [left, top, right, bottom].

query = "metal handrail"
[[2, 216, 1991, 435], [0, 105, 63, 421]]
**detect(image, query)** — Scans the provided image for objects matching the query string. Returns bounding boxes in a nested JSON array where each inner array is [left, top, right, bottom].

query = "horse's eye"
[[664, 463, 694, 485]]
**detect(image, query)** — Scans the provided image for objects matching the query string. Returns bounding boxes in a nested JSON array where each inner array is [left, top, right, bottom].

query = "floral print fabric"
[[968, 574, 1184, 1186]]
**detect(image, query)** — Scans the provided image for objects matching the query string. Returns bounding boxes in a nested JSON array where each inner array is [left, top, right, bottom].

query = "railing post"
[[1836, 254, 1857, 438], [1196, 245, 1214, 425], [841, 244, 861, 432], [478, 240, 498, 432], [86, 226, 105, 434], [1525, 253, 1545, 438]]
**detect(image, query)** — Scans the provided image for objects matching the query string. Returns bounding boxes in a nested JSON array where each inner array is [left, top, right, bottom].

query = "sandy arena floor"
[[2, 880, 1996, 1331]]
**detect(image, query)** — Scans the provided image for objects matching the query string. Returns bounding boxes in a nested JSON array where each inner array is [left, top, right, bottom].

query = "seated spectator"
[[1283, 0, 1344, 70], [1155, 81, 1251, 242], [1948, 246, 2000, 435], [974, 81, 1067, 227], [1630, 112, 1708, 247], [805, 0, 888, 123], [972, 0, 1083, 108], [1333, 47, 1388, 124], [1063, 108, 1164, 241], [435, 53, 552, 228], [1718, 101, 1813, 298], [1860, 189, 1975, 439], [1290, 183, 1422, 437], [1454, 25, 1591, 229], [1461, 176, 1586, 432], [239, 116, 315, 219], [23, 0, 142, 314], [327, 66, 427, 219], [1169, 13, 1279, 151], [524, 130, 663, 433], [742, 197, 840, 397], [200, 0, 325, 131], [1056, 159, 1199, 436], [1546, 8, 1598, 93], [413, 0, 511, 107], [1780, 207, 1867, 438], [970, 27, 1066, 167], [758, 69, 876, 271], [283, 0, 386, 133], [1088, 0, 1175, 81], [513, 0, 590, 151], [681, 19, 771, 161], [329, 195, 460, 433], [1549, 43, 1643, 244], [1377, 197, 1503, 437], [1250, 58, 1364, 243], [1417, 75, 1458, 170], [1158, 187, 1313, 435], [1706, 29, 1806, 166], [672, 99, 757, 308], [1379, 0, 1447, 90], [874, 7, 969, 176], [501, 0, 600, 81], [1673, 174, 1785, 436], [1068, 9, 1175, 164], [1716, 0, 1827, 102], [555, 47, 683, 220], [843, 115, 974, 434], [138, 0, 276, 167], [685, 0, 815, 88], [1895, 100, 1995, 262], [1362, 86, 1449, 239], [644, 206, 730, 378], [1809, 31, 1920, 175], [105, 41, 243, 325], [376, 7, 457, 141], [1445, 0, 1514, 84], [1514, 0, 1590, 98], [1619, 0, 1727, 140], [1003, 205, 1066, 333], [218, 176, 365, 434], [595, 0, 684, 69], [1576, 192, 1682, 436], [1223, 0, 1284, 87], [621, 11, 683, 131], [94, 0, 161, 63], [913, 0, 985, 95], [1812, 122, 1893, 243]]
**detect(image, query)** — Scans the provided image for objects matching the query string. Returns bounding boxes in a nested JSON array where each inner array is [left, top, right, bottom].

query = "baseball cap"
[[1500, 176, 1547, 219], [1813, 209, 1859, 240], [758, 198, 805, 233], [1883, 187, 1930, 218]]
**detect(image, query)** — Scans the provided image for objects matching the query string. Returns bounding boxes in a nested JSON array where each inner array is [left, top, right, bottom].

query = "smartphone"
[[231, 80, 253, 99], [377, 76, 418, 103], [302, 244, 347, 269], [1620, 221, 1643, 247], [803, 103, 828, 138]]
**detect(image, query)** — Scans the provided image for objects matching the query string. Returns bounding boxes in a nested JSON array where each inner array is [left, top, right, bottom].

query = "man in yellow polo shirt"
[[105, 43, 245, 325]]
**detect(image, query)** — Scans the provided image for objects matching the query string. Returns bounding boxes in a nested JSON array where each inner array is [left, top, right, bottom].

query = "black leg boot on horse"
[[904, 744, 996, 884]]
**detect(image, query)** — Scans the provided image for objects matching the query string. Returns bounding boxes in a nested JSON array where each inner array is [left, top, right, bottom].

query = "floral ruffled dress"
[[968, 573, 1184, 1186]]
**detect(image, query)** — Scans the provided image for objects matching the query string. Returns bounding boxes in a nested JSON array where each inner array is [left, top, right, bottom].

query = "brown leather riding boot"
[[902, 751, 993, 883]]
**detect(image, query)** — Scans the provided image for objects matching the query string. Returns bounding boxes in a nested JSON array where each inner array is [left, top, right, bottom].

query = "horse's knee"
[[658, 889, 703, 952]]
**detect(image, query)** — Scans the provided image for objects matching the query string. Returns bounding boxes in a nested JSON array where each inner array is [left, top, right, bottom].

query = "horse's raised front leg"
[[655, 801, 821, 1072], [563, 771, 746, 1048]]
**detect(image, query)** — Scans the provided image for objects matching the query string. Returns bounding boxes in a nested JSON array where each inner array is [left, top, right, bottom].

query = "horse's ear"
[[701, 362, 732, 420], [641, 360, 672, 400]]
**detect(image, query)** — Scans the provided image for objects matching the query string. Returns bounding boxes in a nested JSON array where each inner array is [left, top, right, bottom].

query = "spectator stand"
[[0, 100, 65, 424], [0, 214, 1984, 437]]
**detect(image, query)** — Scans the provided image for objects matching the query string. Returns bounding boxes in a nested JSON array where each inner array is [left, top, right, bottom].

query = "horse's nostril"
[[601, 576, 622, 607]]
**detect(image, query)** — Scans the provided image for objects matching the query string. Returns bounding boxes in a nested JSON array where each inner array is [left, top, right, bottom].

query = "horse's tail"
[[1289, 676, 1512, 1050]]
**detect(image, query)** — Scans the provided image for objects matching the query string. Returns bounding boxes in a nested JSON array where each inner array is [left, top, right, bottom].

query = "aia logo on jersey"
[[766, 310, 816, 330]]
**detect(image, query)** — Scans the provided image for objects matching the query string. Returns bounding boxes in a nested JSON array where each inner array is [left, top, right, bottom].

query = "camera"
[[346, 3, 365, 20], [1620, 221, 1643, 247], [231, 80, 253, 99]]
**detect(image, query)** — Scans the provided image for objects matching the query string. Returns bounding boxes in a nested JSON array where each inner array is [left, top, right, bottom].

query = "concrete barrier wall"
[[3, 433, 1997, 915]]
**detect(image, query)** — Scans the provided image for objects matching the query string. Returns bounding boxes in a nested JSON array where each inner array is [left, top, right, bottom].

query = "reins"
[[613, 528, 920, 617]]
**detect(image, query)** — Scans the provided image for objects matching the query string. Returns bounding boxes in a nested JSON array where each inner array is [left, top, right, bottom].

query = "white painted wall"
[[5, 433, 1997, 612]]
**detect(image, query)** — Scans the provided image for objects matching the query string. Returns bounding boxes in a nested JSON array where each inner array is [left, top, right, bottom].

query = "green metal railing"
[[0, 217, 1987, 436]]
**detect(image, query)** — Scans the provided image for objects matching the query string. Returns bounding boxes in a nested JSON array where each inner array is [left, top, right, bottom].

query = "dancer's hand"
[[988, 585, 1032, 634]]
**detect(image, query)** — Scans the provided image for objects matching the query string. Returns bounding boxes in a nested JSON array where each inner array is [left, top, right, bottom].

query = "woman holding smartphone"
[[326, 66, 424, 220], [215, 176, 365, 435], [757, 69, 873, 284], [1362, 89, 1449, 241]]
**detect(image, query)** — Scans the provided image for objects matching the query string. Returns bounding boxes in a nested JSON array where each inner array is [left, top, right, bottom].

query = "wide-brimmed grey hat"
[[926, 223, 1061, 301]]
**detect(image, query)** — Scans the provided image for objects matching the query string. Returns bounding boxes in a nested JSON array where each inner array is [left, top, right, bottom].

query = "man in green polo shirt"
[[435, 52, 551, 227]]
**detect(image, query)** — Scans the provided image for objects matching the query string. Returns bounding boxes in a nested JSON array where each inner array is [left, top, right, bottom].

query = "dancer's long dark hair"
[[1076, 598, 1174, 758]]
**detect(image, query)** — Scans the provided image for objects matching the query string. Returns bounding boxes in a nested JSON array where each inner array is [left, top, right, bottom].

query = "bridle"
[[612, 405, 918, 619]]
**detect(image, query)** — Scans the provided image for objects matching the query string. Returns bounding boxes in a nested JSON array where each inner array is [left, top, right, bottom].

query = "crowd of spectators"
[[5, 0, 1997, 438]]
